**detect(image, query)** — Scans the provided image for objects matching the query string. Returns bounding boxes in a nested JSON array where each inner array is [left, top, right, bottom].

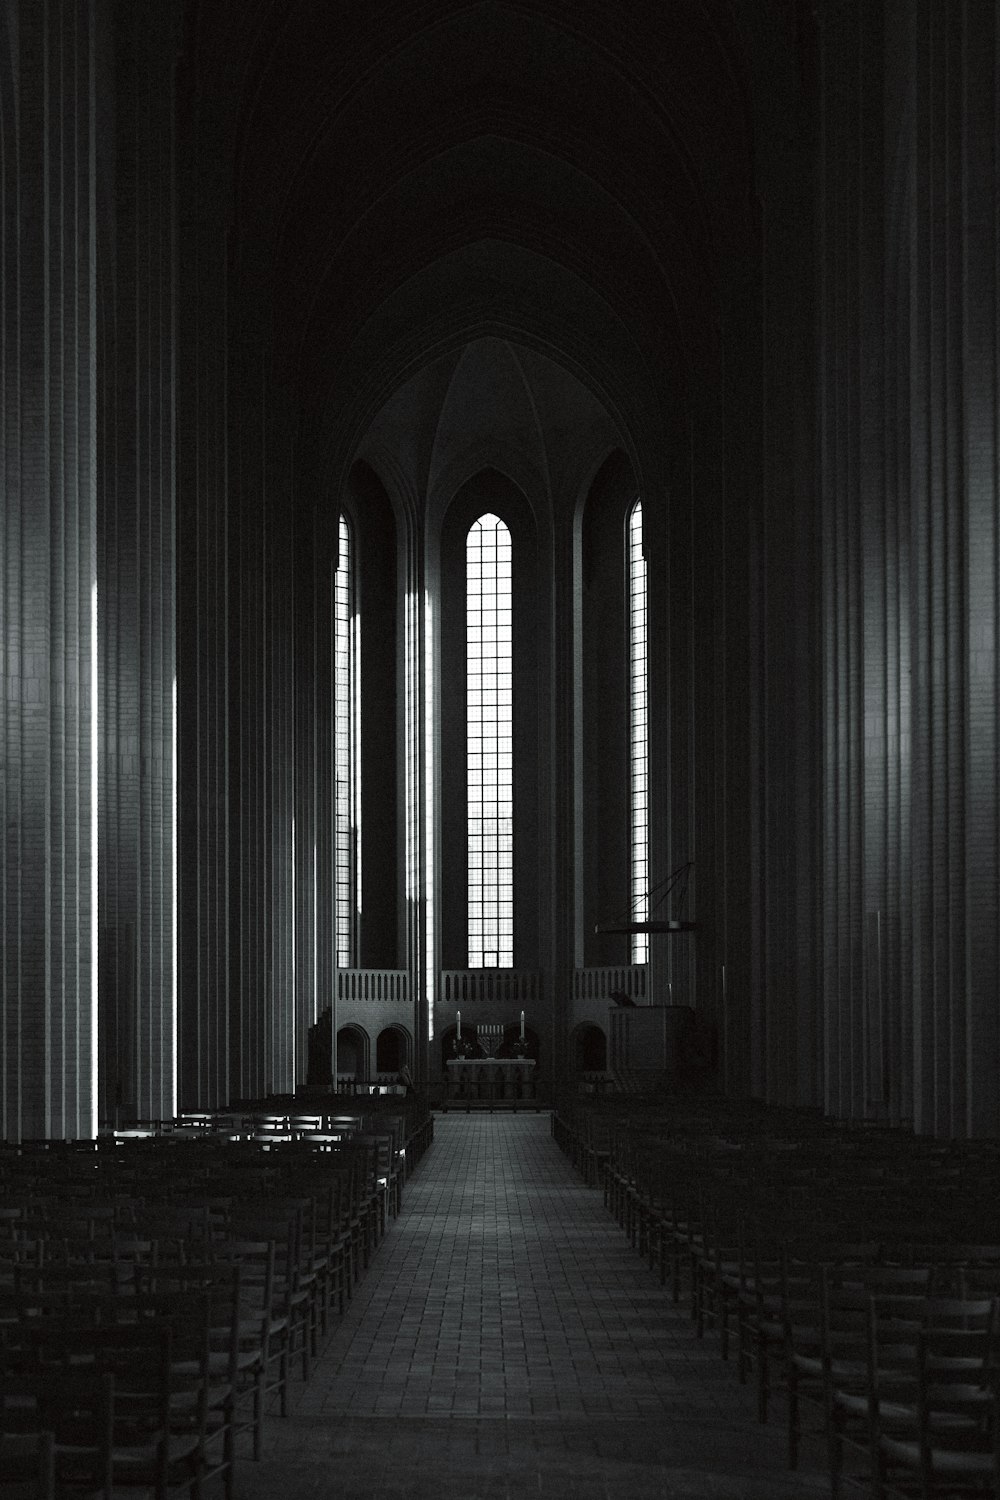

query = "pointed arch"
[[627, 498, 649, 963], [466, 512, 514, 967], [334, 511, 359, 966]]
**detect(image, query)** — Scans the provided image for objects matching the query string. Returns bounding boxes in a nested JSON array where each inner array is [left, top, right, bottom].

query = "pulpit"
[[608, 1003, 695, 1083]]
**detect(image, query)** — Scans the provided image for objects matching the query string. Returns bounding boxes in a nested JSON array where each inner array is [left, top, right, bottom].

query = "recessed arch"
[[375, 1025, 411, 1075], [439, 469, 540, 974], [322, 310, 671, 544], [294, 226, 681, 459], [339, 462, 400, 968], [571, 1022, 608, 1073], [465, 510, 514, 970], [335, 1023, 370, 1080], [428, 445, 549, 538], [627, 496, 649, 965], [579, 450, 642, 967]]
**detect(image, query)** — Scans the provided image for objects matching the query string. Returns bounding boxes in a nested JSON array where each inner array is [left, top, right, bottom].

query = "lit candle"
[[519, 1009, 525, 1041], [456, 1010, 461, 1040]]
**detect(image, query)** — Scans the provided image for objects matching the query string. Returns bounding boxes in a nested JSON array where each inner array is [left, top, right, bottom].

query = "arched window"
[[467, 513, 513, 967], [334, 512, 359, 967], [627, 500, 648, 964]]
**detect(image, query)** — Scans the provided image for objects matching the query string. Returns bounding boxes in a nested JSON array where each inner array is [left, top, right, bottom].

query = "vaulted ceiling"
[[186, 0, 766, 488]]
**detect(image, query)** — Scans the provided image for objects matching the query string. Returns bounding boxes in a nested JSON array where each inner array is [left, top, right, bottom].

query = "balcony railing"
[[572, 964, 647, 1003], [336, 966, 646, 1007], [336, 969, 409, 1003], [439, 969, 541, 1004]]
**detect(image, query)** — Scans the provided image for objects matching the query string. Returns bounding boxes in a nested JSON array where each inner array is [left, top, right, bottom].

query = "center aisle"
[[240, 1114, 826, 1499]]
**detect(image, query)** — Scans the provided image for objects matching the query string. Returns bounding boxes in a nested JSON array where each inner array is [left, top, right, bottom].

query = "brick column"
[[97, 0, 179, 1127], [816, 0, 1000, 1136], [1, 0, 101, 1140]]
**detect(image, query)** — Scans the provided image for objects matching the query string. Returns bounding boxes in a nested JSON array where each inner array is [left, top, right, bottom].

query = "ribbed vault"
[[187, 0, 756, 485]]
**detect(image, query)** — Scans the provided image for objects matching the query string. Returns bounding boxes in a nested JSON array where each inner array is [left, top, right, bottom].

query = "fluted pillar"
[[817, 0, 879, 1123], [230, 334, 297, 1101], [816, 0, 1000, 1136], [549, 495, 576, 1080], [175, 47, 234, 1110], [906, 0, 1000, 1137], [97, 0, 179, 1126], [1, 1, 101, 1140]]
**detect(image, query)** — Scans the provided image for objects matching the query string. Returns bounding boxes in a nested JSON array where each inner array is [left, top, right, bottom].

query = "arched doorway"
[[336, 1024, 369, 1080], [376, 1026, 409, 1075], [572, 1023, 607, 1072]]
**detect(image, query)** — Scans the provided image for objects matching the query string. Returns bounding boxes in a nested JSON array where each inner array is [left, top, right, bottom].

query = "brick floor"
[[238, 1114, 827, 1498]]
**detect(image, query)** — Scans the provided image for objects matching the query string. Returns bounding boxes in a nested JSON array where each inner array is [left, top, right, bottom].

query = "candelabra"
[[476, 1023, 504, 1059]]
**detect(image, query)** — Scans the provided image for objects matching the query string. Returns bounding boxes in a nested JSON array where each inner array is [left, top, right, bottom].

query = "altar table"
[[445, 1058, 536, 1102]]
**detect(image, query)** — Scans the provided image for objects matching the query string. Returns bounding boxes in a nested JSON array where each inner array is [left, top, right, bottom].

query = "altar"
[[445, 1058, 536, 1104]]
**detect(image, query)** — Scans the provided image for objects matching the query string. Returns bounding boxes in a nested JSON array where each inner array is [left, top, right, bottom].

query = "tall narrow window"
[[334, 513, 359, 967], [467, 514, 513, 967], [628, 500, 648, 964]]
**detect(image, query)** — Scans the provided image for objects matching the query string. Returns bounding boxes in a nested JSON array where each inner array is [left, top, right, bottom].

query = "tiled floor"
[[239, 1114, 827, 1498]]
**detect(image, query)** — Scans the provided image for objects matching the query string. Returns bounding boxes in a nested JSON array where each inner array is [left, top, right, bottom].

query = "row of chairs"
[[5, 1311, 235, 1500], [0, 1096, 433, 1497], [553, 1089, 1000, 1498]]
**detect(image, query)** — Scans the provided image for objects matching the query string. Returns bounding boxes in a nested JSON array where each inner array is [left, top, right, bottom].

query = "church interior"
[[2, 1, 1000, 1497]]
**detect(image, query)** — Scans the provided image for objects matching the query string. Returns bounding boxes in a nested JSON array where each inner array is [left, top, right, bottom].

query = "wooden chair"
[[0, 1429, 55, 1500], [208, 1236, 290, 1458], [741, 1248, 827, 1427], [298, 1178, 352, 1323], [27, 1320, 228, 1500], [833, 1290, 995, 1500], [354, 1130, 400, 1223], [136, 1259, 273, 1468], [648, 1167, 703, 1305], [0, 1355, 114, 1500], [692, 1201, 756, 1357], [127, 1288, 238, 1500], [225, 1207, 313, 1383], [276, 1184, 350, 1333], [871, 1298, 1000, 1499], [794, 1266, 931, 1483]]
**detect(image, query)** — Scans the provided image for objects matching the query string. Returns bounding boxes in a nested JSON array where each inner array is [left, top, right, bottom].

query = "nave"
[[241, 1115, 823, 1500]]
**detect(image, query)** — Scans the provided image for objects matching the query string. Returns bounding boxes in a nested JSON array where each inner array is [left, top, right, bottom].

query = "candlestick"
[[457, 1010, 461, 1039], [519, 1009, 525, 1041]]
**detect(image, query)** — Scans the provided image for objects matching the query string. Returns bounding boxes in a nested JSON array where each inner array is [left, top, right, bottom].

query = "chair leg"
[[253, 1373, 264, 1460], [736, 1312, 749, 1384], [756, 1334, 770, 1424], [828, 1409, 843, 1500], [223, 1396, 236, 1500]]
